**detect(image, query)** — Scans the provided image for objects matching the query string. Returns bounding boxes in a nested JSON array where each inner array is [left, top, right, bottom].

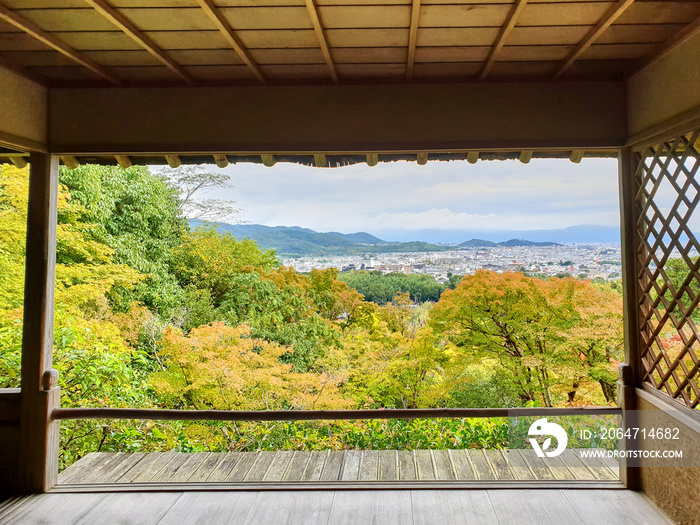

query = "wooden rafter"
[[213, 155, 229, 168], [10, 156, 28, 169], [196, 0, 265, 84], [60, 156, 80, 170], [0, 52, 43, 84], [636, 14, 700, 73], [406, 0, 422, 80], [261, 154, 276, 167], [366, 154, 378, 167], [84, 0, 193, 84], [417, 153, 428, 165], [0, 4, 119, 85], [519, 151, 533, 164], [569, 150, 584, 163], [165, 155, 181, 168], [304, 0, 339, 83], [479, 0, 528, 81], [553, 0, 635, 79], [115, 155, 131, 169], [467, 152, 479, 164], [313, 154, 327, 167]]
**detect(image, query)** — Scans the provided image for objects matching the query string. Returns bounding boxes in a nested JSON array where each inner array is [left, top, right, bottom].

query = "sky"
[[195, 157, 621, 242]]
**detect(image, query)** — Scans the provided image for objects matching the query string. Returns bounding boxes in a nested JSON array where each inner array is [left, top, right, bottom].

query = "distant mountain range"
[[190, 221, 573, 257]]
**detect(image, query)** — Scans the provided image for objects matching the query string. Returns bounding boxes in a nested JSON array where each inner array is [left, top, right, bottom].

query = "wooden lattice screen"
[[635, 129, 700, 408]]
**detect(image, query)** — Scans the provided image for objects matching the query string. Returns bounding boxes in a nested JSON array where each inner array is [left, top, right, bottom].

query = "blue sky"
[[200, 157, 621, 240]]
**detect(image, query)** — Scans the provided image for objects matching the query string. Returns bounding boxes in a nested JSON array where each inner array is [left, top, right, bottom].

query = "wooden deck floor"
[[57, 449, 619, 485], [0, 489, 671, 524]]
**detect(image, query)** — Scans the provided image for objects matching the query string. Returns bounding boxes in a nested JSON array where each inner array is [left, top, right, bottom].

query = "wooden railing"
[[51, 406, 621, 422]]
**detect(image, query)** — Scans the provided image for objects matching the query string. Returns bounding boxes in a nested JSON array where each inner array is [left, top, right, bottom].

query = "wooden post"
[[18, 153, 60, 493], [617, 145, 641, 490]]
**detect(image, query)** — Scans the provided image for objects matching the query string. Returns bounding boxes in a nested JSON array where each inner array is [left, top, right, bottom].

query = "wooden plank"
[[503, 449, 536, 480], [563, 489, 673, 524], [313, 153, 326, 167], [57, 452, 104, 485], [578, 453, 619, 480], [284, 451, 310, 481], [412, 490, 500, 525], [397, 450, 416, 480], [149, 452, 192, 482], [320, 450, 344, 481], [379, 450, 397, 480], [262, 450, 294, 481], [226, 452, 260, 481], [559, 449, 597, 480], [197, 0, 266, 83], [188, 452, 229, 482], [204, 452, 242, 482], [468, 450, 496, 480], [158, 492, 259, 525], [636, 13, 700, 72], [305, 0, 339, 82], [84, 0, 193, 83], [4, 493, 104, 525], [415, 449, 436, 480], [78, 453, 141, 484], [0, 7, 119, 84], [130, 451, 182, 483], [168, 453, 213, 482], [301, 450, 326, 480], [617, 1, 700, 25], [113, 452, 162, 483], [420, 4, 509, 28], [517, 449, 556, 480], [483, 450, 514, 480], [243, 451, 275, 481], [340, 450, 361, 480], [488, 489, 585, 524], [244, 491, 335, 525], [431, 450, 455, 480], [553, 0, 636, 78], [479, 0, 528, 80], [358, 450, 379, 481], [328, 490, 412, 525], [448, 449, 476, 480], [75, 492, 183, 524], [328, 28, 408, 47], [406, 0, 421, 79]]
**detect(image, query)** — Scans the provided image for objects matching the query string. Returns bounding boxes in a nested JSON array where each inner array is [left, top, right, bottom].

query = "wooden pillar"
[[617, 145, 641, 490], [18, 153, 60, 493]]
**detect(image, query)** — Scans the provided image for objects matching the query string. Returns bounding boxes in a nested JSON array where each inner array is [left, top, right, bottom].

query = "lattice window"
[[635, 129, 700, 408]]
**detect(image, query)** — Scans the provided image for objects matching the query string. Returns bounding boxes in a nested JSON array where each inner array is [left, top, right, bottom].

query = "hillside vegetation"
[[0, 164, 625, 467]]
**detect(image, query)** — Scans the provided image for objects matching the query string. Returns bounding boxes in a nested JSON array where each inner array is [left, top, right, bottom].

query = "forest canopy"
[[0, 163, 626, 467]]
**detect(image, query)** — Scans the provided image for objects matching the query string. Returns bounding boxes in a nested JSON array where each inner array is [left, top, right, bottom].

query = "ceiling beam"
[[636, 14, 700, 73], [553, 0, 635, 79], [0, 4, 119, 85], [165, 155, 181, 168], [60, 156, 80, 169], [196, 0, 265, 84], [406, 0, 422, 80], [213, 154, 229, 168], [305, 0, 339, 83], [479, 0, 528, 81], [0, 52, 43, 84], [84, 0, 193, 84], [115, 155, 131, 168]]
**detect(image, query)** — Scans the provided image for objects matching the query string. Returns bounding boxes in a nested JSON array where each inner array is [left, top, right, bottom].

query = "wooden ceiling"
[[0, 0, 699, 87]]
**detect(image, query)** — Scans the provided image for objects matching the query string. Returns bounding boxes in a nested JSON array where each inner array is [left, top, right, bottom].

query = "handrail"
[[51, 406, 621, 422]]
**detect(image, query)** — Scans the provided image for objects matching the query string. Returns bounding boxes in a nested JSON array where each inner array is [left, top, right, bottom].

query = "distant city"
[[283, 244, 623, 283]]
